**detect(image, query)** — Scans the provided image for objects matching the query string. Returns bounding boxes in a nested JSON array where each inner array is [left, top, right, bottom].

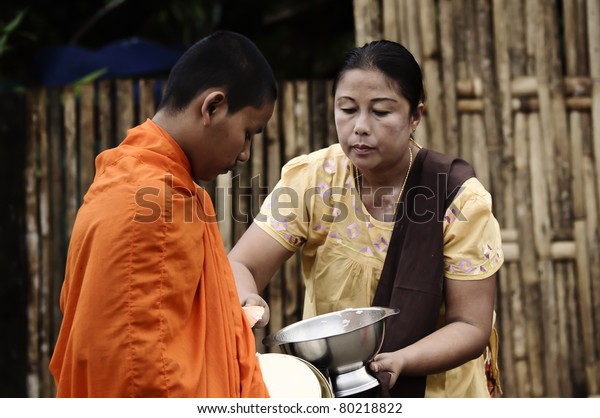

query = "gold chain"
[[354, 145, 414, 209]]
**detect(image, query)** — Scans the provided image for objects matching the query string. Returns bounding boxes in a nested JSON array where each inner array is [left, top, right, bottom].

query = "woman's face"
[[334, 69, 421, 176]]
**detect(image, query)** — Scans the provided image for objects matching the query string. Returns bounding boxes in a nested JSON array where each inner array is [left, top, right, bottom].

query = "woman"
[[229, 40, 504, 397]]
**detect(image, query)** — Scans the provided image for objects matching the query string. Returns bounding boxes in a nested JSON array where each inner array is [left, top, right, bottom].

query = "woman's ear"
[[410, 102, 425, 131], [201, 91, 226, 126]]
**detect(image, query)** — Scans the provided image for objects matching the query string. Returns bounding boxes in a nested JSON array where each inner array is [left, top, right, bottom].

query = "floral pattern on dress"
[[360, 247, 374, 256], [270, 218, 287, 231], [444, 243, 502, 276], [373, 236, 389, 252], [323, 159, 336, 174], [346, 223, 360, 238]]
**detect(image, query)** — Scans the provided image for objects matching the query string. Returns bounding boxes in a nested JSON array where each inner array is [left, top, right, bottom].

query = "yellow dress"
[[254, 143, 504, 397]]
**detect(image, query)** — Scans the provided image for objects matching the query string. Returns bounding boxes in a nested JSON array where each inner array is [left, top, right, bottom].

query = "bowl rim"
[[263, 306, 399, 347]]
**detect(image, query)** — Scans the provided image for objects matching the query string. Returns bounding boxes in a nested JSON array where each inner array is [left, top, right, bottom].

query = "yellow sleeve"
[[254, 154, 314, 251], [443, 178, 504, 280]]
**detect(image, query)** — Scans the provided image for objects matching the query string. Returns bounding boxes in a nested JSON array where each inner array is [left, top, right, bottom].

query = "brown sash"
[[371, 148, 475, 398]]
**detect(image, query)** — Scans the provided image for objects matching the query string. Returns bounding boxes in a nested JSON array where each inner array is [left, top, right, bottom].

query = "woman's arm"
[[369, 273, 496, 387], [229, 223, 295, 327]]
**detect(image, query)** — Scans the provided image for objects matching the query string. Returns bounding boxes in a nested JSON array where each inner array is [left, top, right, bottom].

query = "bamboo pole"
[[500, 240, 578, 262], [353, 0, 382, 46], [554, 262, 572, 396], [574, 0, 588, 76], [492, 0, 514, 231], [325, 80, 337, 147], [457, 96, 593, 112], [508, 76, 592, 97], [403, 0, 421, 63], [439, 0, 459, 156], [309, 80, 327, 151], [250, 99, 281, 354], [79, 83, 95, 199], [98, 80, 112, 152], [282, 82, 296, 160], [397, 0, 409, 48], [275, 80, 300, 341], [507, 0, 527, 76], [283, 81, 305, 328], [216, 172, 233, 251], [419, 0, 444, 153], [570, 111, 585, 222], [548, 2, 572, 234], [233, 162, 251, 244], [588, 0, 600, 262], [115, 79, 134, 143], [64, 86, 77, 238], [25, 91, 41, 398], [514, 112, 542, 397], [295, 80, 310, 156], [497, 262, 516, 395], [505, 113, 528, 397], [574, 217, 599, 395], [138, 78, 156, 122], [583, 152, 600, 395], [566, 261, 587, 393], [251, 136, 265, 219], [525, 0, 537, 75], [382, 0, 399, 42], [36, 89, 54, 397], [529, 108, 560, 396], [564, 0, 578, 75], [534, 0, 560, 238], [476, 0, 502, 206], [47, 88, 64, 353], [267, 95, 282, 194], [248, 126, 265, 351]]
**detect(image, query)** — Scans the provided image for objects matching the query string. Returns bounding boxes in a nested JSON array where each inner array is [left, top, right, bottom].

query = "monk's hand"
[[242, 293, 270, 328], [369, 351, 403, 389]]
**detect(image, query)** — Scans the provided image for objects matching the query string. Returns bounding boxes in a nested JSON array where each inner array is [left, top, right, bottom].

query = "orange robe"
[[49, 119, 268, 397]]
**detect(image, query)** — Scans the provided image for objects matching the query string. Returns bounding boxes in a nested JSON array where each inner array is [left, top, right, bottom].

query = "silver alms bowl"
[[263, 307, 399, 376]]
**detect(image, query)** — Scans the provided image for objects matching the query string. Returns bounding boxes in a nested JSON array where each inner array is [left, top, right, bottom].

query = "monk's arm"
[[229, 223, 295, 326]]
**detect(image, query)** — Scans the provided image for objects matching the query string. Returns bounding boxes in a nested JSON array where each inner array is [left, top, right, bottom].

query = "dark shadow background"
[[0, 0, 354, 397]]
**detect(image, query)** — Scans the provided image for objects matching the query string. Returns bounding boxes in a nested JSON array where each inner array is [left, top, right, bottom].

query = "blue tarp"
[[35, 38, 185, 86]]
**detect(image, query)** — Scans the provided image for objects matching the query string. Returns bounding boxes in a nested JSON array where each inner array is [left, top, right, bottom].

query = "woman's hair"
[[331, 40, 425, 116], [157, 30, 277, 115]]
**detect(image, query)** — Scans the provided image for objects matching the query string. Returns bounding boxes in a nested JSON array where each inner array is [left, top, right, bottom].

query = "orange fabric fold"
[[49, 119, 268, 398]]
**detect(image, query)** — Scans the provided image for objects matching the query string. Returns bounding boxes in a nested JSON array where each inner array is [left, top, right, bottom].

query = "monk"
[[49, 31, 277, 397]]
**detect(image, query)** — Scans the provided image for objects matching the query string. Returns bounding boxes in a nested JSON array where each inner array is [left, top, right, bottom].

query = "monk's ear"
[[201, 91, 226, 126]]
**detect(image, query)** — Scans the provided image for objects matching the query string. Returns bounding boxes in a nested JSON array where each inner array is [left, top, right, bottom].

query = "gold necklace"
[[354, 145, 414, 210]]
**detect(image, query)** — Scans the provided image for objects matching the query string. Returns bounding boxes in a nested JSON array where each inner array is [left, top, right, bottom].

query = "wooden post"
[[47, 88, 64, 356], [98, 80, 112, 151], [138, 78, 156, 123], [63, 86, 77, 239], [115, 79, 134, 143], [419, 0, 445, 153], [79, 83, 95, 200], [25, 91, 41, 398], [439, 0, 459, 156], [353, 0, 382, 46]]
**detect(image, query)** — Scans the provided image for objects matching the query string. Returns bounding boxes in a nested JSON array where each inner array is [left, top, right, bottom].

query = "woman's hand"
[[369, 351, 405, 388]]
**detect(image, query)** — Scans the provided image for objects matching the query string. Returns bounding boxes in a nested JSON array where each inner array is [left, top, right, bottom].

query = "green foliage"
[[0, 9, 34, 57]]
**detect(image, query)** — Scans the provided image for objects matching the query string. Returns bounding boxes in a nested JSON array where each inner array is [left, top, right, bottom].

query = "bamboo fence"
[[353, 0, 600, 397], [23, 0, 599, 398]]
